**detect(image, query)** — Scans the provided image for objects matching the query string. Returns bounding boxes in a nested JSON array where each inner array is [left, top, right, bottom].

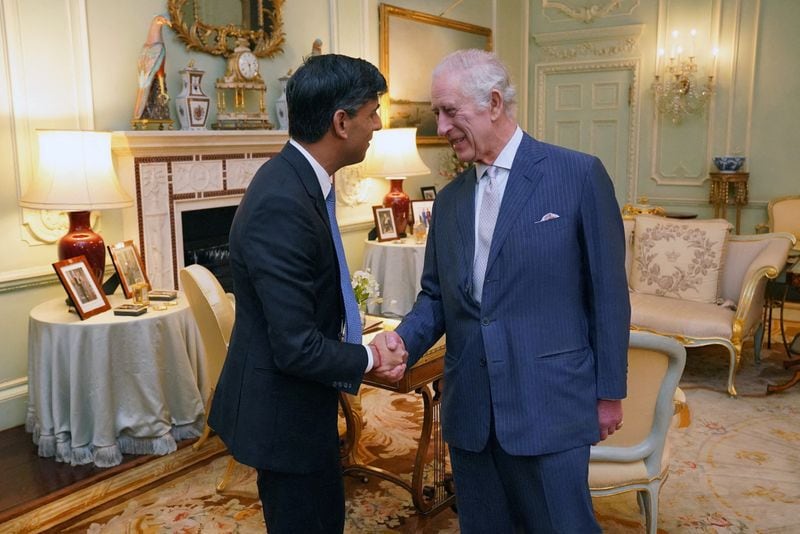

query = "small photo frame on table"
[[420, 186, 437, 200], [372, 206, 399, 242], [108, 240, 150, 298], [52, 255, 111, 319], [411, 200, 434, 229]]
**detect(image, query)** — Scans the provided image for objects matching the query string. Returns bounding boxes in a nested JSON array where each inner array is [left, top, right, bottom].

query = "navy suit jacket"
[[208, 142, 367, 473], [396, 133, 630, 455]]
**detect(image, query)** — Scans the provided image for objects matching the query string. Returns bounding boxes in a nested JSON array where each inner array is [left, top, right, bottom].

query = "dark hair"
[[287, 54, 387, 143]]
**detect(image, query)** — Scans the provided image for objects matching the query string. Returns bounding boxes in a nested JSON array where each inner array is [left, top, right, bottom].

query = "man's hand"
[[369, 331, 408, 381], [596, 399, 623, 442]]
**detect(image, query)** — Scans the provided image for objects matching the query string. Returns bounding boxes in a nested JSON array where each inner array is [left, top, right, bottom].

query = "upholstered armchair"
[[755, 195, 800, 251], [179, 264, 238, 491], [624, 215, 795, 396], [589, 331, 686, 534]]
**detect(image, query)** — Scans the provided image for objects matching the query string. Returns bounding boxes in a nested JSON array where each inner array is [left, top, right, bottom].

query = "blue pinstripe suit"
[[395, 132, 630, 529]]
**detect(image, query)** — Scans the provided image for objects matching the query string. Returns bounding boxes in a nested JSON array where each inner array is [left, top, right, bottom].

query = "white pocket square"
[[536, 212, 560, 223]]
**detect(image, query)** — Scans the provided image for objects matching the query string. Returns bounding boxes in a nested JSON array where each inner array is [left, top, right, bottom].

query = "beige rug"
[[60, 323, 800, 533]]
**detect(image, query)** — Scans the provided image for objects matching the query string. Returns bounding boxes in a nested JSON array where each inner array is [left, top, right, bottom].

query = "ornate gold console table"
[[340, 335, 453, 515], [709, 171, 749, 233]]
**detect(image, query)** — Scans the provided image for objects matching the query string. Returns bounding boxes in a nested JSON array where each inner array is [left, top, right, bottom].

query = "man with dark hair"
[[208, 54, 407, 533]]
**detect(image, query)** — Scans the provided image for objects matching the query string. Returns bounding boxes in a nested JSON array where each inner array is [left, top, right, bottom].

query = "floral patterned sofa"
[[624, 215, 795, 396]]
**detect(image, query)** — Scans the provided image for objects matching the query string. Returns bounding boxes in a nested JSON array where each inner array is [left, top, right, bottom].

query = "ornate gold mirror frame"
[[379, 4, 492, 145], [168, 0, 285, 58]]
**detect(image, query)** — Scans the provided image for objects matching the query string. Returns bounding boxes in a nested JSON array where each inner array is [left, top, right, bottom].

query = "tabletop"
[[26, 293, 208, 468], [363, 239, 426, 317]]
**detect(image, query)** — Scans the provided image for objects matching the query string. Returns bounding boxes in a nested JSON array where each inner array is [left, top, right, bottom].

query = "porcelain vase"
[[275, 74, 290, 130], [176, 63, 210, 130]]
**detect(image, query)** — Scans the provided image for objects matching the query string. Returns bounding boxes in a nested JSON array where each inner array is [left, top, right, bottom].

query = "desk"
[[363, 239, 426, 317], [340, 325, 453, 515], [709, 171, 749, 233], [26, 294, 207, 467], [767, 258, 800, 394]]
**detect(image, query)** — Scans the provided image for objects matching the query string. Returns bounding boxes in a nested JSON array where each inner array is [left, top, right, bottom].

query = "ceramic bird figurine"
[[133, 14, 172, 121]]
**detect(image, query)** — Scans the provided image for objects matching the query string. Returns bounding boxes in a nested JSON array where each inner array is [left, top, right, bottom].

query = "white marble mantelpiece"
[[112, 130, 290, 289]]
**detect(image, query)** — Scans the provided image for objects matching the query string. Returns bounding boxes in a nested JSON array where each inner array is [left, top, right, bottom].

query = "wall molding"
[[0, 376, 27, 403], [533, 24, 644, 61], [541, 0, 640, 23], [534, 59, 641, 203]]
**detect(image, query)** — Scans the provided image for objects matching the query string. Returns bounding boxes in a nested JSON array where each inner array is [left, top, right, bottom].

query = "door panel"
[[544, 69, 631, 204]]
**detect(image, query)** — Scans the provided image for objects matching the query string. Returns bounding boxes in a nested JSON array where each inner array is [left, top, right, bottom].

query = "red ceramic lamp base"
[[58, 211, 106, 283], [383, 178, 410, 236]]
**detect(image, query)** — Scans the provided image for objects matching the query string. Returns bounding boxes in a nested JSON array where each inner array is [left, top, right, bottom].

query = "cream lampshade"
[[19, 130, 133, 282], [363, 128, 430, 236]]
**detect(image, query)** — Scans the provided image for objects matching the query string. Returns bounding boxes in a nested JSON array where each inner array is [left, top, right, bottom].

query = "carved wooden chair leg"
[[193, 387, 215, 451], [216, 457, 238, 493]]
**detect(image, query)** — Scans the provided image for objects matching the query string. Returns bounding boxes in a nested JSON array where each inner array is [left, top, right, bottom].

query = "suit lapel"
[[455, 167, 479, 294], [485, 135, 547, 275], [281, 142, 329, 229]]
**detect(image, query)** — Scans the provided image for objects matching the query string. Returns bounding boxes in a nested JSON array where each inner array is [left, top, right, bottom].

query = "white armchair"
[[589, 331, 686, 534]]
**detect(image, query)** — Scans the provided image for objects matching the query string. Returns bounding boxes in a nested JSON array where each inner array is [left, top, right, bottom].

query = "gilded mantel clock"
[[213, 38, 273, 130]]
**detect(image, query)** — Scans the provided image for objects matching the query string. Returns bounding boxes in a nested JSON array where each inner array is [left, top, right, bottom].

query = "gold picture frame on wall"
[[379, 4, 492, 145]]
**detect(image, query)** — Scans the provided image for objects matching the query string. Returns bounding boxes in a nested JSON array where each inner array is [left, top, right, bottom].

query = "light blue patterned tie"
[[473, 166, 501, 303], [326, 188, 362, 343]]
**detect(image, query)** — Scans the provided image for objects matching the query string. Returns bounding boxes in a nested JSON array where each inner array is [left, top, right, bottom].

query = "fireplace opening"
[[181, 205, 237, 293]]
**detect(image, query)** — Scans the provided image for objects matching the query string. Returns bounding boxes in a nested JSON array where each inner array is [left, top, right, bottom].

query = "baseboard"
[[0, 436, 226, 532]]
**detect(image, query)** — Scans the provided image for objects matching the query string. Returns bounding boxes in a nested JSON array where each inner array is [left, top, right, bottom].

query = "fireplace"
[[180, 204, 237, 292], [112, 130, 290, 289]]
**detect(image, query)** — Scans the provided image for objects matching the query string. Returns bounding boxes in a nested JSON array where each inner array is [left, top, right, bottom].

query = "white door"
[[543, 69, 632, 204]]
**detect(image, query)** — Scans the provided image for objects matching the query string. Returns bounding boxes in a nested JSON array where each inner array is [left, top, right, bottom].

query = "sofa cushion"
[[630, 215, 731, 303], [629, 292, 735, 339]]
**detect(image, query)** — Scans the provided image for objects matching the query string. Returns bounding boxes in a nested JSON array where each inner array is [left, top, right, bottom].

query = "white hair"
[[432, 49, 517, 119]]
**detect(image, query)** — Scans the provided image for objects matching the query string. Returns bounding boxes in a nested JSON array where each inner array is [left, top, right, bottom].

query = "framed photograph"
[[411, 200, 434, 229], [379, 4, 492, 144], [52, 256, 111, 319], [108, 240, 151, 299], [372, 206, 399, 242], [420, 186, 437, 200]]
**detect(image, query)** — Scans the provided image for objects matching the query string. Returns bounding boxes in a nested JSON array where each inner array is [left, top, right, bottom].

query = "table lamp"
[[363, 128, 430, 236], [19, 130, 133, 283]]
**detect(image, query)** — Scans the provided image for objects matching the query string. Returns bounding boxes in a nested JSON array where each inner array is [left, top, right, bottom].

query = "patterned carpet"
[[60, 321, 800, 533]]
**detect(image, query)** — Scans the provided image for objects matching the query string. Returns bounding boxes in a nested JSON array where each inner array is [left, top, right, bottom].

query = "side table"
[[767, 258, 800, 394], [340, 330, 453, 515], [709, 171, 749, 234]]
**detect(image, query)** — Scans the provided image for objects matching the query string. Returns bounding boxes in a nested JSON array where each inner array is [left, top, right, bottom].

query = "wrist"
[[368, 343, 382, 369]]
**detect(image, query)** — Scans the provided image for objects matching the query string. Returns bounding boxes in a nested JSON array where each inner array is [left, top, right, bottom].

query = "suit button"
[[481, 318, 490, 326], [479, 358, 487, 367]]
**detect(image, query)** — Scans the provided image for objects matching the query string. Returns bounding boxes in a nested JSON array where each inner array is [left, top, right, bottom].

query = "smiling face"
[[431, 73, 503, 165]]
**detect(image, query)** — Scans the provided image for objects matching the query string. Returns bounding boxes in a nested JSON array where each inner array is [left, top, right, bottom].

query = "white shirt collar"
[[475, 126, 523, 179], [290, 138, 332, 198]]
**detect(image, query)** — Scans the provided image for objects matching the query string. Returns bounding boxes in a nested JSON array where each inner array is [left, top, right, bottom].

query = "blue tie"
[[325, 188, 362, 343]]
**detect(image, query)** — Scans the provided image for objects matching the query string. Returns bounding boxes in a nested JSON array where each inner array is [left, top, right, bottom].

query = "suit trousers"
[[256, 456, 345, 533], [449, 429, 600, 534]]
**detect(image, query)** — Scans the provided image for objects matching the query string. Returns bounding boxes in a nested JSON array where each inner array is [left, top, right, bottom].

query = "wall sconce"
[[652, 29, 717, 124]]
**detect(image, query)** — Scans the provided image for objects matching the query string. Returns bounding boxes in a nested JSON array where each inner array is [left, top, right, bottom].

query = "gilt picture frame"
[[108, 240, 151, 299], [373, 206, 399, 241], [52, 256, 111, 319], [379, 4, 492, 144]]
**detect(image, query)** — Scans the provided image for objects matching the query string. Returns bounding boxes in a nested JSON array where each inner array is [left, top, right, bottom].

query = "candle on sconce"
[[676, 45, 683, 64], [656, 48, 665, 74], [689, 28, 697, 57], [670, 29, 679, 58]]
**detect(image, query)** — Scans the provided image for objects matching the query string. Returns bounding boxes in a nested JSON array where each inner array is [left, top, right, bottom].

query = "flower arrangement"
[[438, 147, 471, 180], [351, 269, 380, 308]]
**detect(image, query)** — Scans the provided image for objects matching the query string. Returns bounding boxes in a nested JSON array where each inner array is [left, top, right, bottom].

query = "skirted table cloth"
[[26, 293, 208, 468], [363, 239, 426, 317]]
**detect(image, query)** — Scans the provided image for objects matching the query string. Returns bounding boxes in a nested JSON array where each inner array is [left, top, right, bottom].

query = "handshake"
[[367, 331, 408, 382]]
